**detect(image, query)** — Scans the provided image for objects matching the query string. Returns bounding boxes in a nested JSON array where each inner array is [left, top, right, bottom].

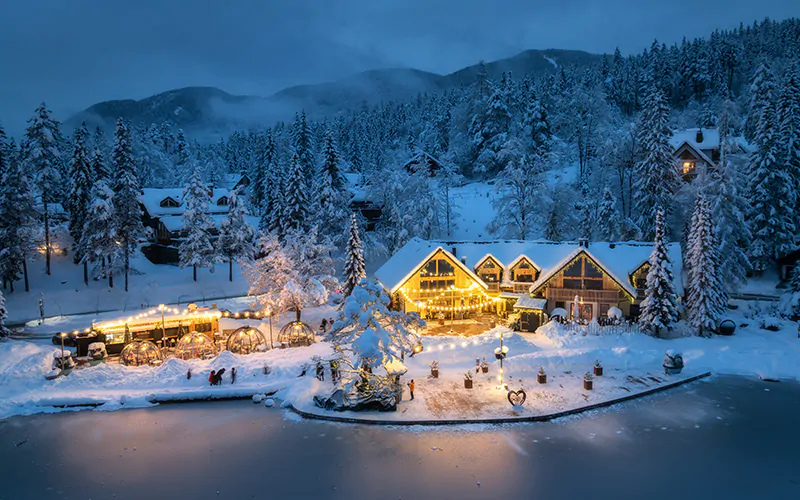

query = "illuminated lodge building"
[[374, 238, 683, 333]]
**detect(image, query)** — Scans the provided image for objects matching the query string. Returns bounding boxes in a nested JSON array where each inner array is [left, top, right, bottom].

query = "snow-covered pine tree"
[[639, 209, 680, 337], [216, 187, 254, 282], [0, 152, 37, 292], [280, 226, 338, 320], [709, 104, 752, 290], [745, 62, 775, 144], [67, 124, 94, 276], [331, 279, 424, 371], [315, 129, 349, 243], [686, 194, 727, 336], [79, 179, 117, 288], [747, 68, 796, 272], [596, 186, 621, 241], [489, 154, 542, 239], [0, 124, 10, 182], [22, 103, 64, 275], [281, 152, 309, 236], [776, 64, 800, 209], [292, 111, 315, 179], [634, 87, 680, 240], [250, 130, 277, 216], [109, 118, 145, 291], [342, 213, 366, 298], [780, 265, 800, 318], [179, 166, 216, 281], [0, 289, 9, 337], [523, 89, 551, 153]]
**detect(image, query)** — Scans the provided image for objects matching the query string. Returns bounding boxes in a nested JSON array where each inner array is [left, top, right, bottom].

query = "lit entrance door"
[[570, 302, 594, 321]]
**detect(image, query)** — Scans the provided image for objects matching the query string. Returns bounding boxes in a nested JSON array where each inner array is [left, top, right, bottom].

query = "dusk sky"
[[1, 0, 798, 133]]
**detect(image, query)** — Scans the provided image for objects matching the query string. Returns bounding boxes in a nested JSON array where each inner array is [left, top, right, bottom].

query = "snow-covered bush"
[[663, 350, 684, 369], [759, 316, 782, 332]]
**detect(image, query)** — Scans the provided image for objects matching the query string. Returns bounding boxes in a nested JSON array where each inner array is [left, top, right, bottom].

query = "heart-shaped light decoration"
[[507, 389, 527, 407]]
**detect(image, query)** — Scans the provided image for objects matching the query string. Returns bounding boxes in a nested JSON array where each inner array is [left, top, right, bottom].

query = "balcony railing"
[[546, 287, 620, 303]]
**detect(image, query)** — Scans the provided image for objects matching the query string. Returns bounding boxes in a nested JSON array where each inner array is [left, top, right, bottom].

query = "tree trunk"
[[295, 309, 301, 322], [83, 261, 88, 286], [193, 264, 197, 282], [44, 201, 51, 275], [9, 279, 14, 293], [107, 255, 113, 288], [228, 258, 233, 282], [124, 248, 129, 292], [23, 257, 29, 292]]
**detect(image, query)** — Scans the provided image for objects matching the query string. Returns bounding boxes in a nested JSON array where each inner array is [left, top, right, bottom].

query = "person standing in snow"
[[38, 294, 45, 325], [330, 359, 338, 383], [208, 370, 216, 386], [321, 318, 328, 332], [230, 367, 237, 384], [316, 361, 324, 381], [407, 379, 415, 400]]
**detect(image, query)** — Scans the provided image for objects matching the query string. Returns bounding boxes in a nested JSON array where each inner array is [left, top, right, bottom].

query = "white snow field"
[[2, 300, 798, 421]]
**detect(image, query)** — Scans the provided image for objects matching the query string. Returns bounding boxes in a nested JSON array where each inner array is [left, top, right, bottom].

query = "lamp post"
[[159, 304, 166, 346], [494, 329, 509, 390], [266, 309, 274, 349], [59, 332, 67, 370]]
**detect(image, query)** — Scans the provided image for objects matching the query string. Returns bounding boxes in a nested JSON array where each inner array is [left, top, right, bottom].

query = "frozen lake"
[[1, 375, 798, 499]]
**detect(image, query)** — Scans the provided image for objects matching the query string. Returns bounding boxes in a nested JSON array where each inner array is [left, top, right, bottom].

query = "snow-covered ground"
[[4, 248, 251, 324], [2, 300, 798, 421]]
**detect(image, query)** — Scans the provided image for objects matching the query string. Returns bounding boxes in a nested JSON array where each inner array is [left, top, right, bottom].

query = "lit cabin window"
[[682, 161, 696, 174], [217, 196, 229, 206], [160, 197, 180, 208]]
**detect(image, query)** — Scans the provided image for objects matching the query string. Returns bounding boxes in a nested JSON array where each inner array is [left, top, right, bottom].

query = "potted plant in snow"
[[480, 357, 489, 374], [537, 367, 547, 384], [437, 312, 445, 326], [430, 360, 439, 379], [663, 350, 684, 375], [583, 372, 593, 390], [464, 371, 473, 389], [593, 360, 603, 376]]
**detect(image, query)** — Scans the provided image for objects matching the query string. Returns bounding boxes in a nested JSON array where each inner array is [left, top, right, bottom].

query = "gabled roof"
[[670, 128, 753, 159], [675, 142, 715, 167], [528, 248, 636, 298], [374, 238, 488, 293], [140, 188, 232, 218], [374, 239, 684, 297]]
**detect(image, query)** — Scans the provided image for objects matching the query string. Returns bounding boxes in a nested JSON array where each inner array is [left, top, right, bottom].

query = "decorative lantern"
[[225, 327, 268, 355], [120, 340, 164, 367], [175, 331, 217, 360]]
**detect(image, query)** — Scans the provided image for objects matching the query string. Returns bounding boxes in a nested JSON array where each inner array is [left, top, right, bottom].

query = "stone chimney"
[[451, 246, 457, 257], [696, 129, 704, 143], [461, 256, 467, 265], [578, 238, 589, 248]]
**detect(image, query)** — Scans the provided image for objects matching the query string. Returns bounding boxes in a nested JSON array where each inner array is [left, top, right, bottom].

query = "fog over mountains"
[[65, 49, 600, 135]]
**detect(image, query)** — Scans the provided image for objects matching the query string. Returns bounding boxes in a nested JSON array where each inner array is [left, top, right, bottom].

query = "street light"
[[59, 332, 67, 368], [266, 309, 274, 349], [158, 304, 166, 347]]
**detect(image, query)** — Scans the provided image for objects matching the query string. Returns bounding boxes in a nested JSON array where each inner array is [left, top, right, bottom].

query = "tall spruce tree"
[[596, 187, 621, 241], [639, 209, 680, 337], [281, 152, 309, 236], [0, 124, 9, 182], [217, 187, 254, 282], [67, 124, 93, 274], [0, 152, 37, 292], [777, 64, 800, 211], [292, 111, 315, 179], [110, 118, 145, 291], [22, 103, 64, 275], [0, 289, 9, 337], [342, 213, 366, 298], [686, 194, 727, 336], [79, 179, 117, 288], [747, 66, 796, 272], [251, 130, 277, 215], [634, 87, 679, 239], [179, 167, 216, 281], [315, 129, 349, 242]]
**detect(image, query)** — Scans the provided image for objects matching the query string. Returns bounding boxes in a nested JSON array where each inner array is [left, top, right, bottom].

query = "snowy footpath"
[[1, 301, 799, 422]]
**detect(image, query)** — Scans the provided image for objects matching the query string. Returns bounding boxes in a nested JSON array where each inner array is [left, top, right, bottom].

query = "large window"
[[512, 259, 538, 282], [420, 257, 457, 291], [561, 257, 605, 290], [478, 259, 501, 283]]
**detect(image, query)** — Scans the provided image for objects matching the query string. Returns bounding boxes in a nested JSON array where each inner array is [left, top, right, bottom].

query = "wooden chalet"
[[374, 238, 684, 333], [669, 128, 752, 180]]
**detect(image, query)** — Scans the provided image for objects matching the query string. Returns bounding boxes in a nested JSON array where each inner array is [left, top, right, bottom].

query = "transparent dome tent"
[[226, 326, 269, 354], [277, 321, 315, 347], [121, 340, 164, 367], [175, 331, 218, 360]]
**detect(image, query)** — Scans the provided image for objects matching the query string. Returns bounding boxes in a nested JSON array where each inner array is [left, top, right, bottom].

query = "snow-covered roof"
[[140, 188, 232, 217], [374, 238, 684, 297], [513, 296, 547, 310], [669, 128, 753, 157], [158, 214, 258, 234]]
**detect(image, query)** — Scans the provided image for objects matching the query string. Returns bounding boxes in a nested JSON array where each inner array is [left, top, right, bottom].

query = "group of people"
[[319, 318, 336, 333], [208, 367, 237, 386]]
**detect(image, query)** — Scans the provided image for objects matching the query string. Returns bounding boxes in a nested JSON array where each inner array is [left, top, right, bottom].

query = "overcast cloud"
[[0, 0, 798, 133]]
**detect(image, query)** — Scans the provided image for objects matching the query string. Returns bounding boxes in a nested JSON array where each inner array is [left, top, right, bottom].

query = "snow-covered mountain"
[[64, 49, 601, 134]]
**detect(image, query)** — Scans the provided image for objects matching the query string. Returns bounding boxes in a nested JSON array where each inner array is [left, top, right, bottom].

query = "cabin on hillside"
[[345, 172, 383, 230], [138, 187, 256, 264], [670, 128, 751, 180], [403, 149, 447, 177], [374, 238, 684, 333]]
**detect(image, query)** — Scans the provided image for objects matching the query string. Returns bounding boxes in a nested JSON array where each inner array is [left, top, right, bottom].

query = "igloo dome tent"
[[175, 331, 218, 360], [226, 327, 269, 354], [277, 321, 315, 347], [120, 340, 164, 367]]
